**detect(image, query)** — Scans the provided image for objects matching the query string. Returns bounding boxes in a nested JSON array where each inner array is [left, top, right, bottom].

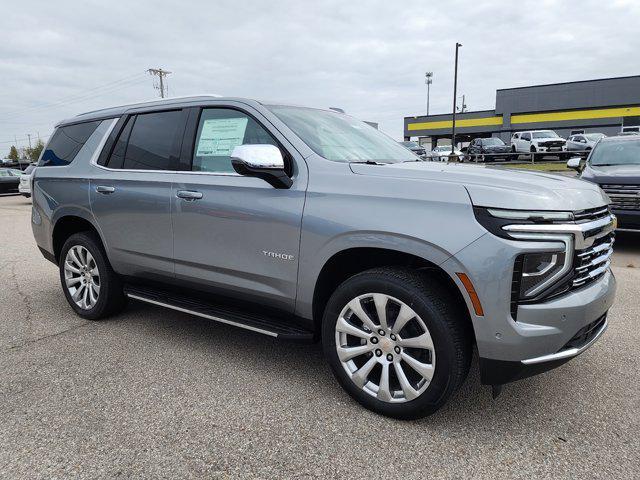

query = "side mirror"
[[231, 144, 292, 189], [567, 156, 583, 172]]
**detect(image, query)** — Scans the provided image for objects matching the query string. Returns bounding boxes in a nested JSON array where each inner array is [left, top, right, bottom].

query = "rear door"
[[169, 103, 307, 312], [90, 109, 188, 279]]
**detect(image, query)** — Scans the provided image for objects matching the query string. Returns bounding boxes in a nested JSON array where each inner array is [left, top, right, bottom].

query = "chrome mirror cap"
[[231, 144, 284, 170], [230, 144, 292, 189]]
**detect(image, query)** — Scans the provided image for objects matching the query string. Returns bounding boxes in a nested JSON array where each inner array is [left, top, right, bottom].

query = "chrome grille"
[[573, 206, 610, 223], [572, 232, 614, 288], [601, 184, 640, 211]]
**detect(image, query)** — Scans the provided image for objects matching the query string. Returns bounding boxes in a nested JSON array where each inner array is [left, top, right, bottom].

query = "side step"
[[124, 284, 314, 342]]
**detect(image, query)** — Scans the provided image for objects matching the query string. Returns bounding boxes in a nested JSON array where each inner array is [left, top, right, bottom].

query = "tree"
[[25, 139, 45, 162], [7, 145, 19, 161]]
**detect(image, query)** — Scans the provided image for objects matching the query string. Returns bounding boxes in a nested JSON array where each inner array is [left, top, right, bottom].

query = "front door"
[[90, 109, 187, 279], [170, 105, 307, 312]]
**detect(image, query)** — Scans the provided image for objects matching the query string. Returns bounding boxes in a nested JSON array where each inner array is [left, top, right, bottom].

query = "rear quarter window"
[[39, 121, 100, 166]]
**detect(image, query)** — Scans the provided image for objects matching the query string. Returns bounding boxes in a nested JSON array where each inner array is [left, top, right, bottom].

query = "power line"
[[1, 73, 149, 119], [148, 68, 172, 98]]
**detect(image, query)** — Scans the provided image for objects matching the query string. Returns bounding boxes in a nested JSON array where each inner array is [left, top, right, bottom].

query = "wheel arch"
[[310, 247, 475, 342], [52, 214, 105, 263]]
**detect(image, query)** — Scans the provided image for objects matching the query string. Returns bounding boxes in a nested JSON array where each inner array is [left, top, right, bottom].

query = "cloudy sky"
[[1, 0, 639, 152]]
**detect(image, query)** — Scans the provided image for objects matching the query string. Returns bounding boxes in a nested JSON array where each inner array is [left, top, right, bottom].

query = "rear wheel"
[[322, 267, 472, 419], [59, 232, 126, 320]]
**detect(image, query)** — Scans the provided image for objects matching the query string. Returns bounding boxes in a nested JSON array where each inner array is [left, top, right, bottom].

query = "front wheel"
[[322, 267, 472, 419]]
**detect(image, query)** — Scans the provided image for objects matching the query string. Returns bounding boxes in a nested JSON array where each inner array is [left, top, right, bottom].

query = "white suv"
[[511, 130, 567, 158]]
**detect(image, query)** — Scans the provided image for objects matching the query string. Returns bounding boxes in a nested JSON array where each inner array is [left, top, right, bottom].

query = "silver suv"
[[31, 97, 616, 418]]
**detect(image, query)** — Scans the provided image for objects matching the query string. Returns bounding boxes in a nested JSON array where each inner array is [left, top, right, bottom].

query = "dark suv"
[[466, 137, 511, 162], [569, 134, 640, 231]]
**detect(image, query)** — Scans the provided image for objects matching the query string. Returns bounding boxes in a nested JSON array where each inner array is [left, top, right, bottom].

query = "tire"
[[59, 231, 126, 320], [322, 267, 472, 419]]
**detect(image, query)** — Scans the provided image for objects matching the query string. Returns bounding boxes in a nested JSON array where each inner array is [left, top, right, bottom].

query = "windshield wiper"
[[350, 160, 387, 165]]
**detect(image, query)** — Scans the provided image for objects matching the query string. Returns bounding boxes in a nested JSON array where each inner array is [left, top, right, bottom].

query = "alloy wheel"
[[64, 245, 100, 310], [335, 293, 436, 403]]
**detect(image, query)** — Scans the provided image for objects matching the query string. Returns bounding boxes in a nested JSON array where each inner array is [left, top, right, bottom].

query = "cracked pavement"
[[0, 194, 639, 479]]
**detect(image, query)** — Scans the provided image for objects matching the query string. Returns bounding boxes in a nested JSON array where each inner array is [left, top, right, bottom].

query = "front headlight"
[[473, 207, 577, 304], [516, 250, 568, 299]]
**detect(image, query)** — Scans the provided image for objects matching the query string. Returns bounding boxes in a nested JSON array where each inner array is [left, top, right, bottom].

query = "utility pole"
[[27, 133, 32, 149], [148, 68, 172, 98], [451, 43, 462, 161], [425, 72, 433, 116]]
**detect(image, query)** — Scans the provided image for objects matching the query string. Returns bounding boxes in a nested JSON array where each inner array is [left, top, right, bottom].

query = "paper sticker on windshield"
[[196, 117, 248, 156]]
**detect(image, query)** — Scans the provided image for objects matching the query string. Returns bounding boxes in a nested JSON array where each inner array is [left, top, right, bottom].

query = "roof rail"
[[76, 93, 224, 117]]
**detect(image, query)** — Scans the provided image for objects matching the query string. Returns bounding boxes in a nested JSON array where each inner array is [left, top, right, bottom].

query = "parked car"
[[466, 137, 511, 162], [511, 130, 567, 158], [430, 145, 464, 162], [620, 126, 639, 135], [568, 134, 640, 231], [399, 141, 427, 159], [18, 164, 37, 198], [32, 96, 616, 419], [566, 133, 606, 153], [0, 168, 21, 194]]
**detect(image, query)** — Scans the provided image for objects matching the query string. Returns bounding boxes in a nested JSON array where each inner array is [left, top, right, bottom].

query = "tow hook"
[[491, 384, 503, 399]]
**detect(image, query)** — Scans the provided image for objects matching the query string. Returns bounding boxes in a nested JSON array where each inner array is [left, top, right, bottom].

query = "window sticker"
[[196, 117, 248, 156]]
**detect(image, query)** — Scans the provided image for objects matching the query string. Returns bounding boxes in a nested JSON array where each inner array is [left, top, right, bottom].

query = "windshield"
[[532, 131, 559, 139], [401, 141, 420, 148], [482, 138, 505, 146], [268, 106, 416, 163], [585, 133, 605, 141], [590, 139, 640, 166]]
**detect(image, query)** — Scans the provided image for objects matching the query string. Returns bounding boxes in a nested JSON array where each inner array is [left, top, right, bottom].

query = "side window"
[[122, 110, 183, 170], [39, 121, 100, 167], [513, 133, 519, 140], [105, 117, 134, 169], [192, 108, 279, 173], [522, 133, 531, 141]]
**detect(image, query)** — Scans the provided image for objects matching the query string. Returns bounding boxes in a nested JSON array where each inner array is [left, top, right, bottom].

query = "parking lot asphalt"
[[1, 194, 638, 479]]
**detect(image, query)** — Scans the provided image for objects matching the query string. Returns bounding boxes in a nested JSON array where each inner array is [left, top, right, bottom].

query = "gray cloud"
[[1, 0, 639, 150]]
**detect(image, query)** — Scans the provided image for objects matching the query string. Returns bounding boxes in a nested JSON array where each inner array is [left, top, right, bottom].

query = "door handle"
[[176, 190, 203, 200], [96, 185, 115, 194]]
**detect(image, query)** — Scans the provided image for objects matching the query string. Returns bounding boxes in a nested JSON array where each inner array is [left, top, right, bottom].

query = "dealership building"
[[404, 75, 640, 148]]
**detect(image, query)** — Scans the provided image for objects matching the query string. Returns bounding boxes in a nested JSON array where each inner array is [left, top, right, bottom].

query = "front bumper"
[[480, 311, 609, 385], [442, 224, 617, 386]]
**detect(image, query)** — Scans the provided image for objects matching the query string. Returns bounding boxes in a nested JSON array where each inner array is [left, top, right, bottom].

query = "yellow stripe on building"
[[511, 106, 640, 124], [407, 116, 503, 131]]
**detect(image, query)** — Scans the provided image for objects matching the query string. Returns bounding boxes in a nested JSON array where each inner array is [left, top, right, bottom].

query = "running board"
[[124, 284, 314, 341]]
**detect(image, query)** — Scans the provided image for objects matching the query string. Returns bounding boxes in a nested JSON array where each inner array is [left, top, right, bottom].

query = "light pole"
[[425, 72, 433, 116], [451, 43, 462, 161]]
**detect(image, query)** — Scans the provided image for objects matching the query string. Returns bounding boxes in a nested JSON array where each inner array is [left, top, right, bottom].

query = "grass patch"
[[502, 162, 571, 172]]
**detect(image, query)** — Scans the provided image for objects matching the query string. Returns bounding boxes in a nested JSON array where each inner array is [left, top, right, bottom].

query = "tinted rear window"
[[39, 121, 100, 166], [122, 110, 182, 170]]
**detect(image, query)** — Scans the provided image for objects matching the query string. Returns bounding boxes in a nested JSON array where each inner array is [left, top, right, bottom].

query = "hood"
[[485, 145, 510, 151], [350, 161, 609, 211], [582, 163, 640, 184], [533, 136, 565, 141]]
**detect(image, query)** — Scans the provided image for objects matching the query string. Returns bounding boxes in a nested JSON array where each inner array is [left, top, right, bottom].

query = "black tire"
[[59, 231, 126, 320], [322, 267, 472, 419]]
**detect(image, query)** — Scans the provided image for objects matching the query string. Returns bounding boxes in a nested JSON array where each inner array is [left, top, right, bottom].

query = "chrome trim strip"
[[127, 293, 279, 337], [503, 214, 616, 249], [521, 318, 608, 365]]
